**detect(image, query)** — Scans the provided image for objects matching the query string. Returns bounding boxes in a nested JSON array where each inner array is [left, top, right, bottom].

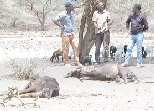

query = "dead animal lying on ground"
[[65, 63, 138, 83], [50, 50, 63, 62], [18, 76, 59, 98]]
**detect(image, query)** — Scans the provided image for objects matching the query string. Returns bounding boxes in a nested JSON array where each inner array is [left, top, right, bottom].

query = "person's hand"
[[97, 26, 102, 31], [127, 30, 131, 35], [61, 26, 65, 30]]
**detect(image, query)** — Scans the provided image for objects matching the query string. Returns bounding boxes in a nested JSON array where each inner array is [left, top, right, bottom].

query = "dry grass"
[[7, 59, 40, 80]]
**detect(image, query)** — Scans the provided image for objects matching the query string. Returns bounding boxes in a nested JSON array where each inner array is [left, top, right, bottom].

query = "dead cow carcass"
[[65, 63, 138, 83], [18, 76, 59, 98]]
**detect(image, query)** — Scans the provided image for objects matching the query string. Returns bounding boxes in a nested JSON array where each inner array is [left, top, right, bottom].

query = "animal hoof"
[[80, 79, 83, 82]]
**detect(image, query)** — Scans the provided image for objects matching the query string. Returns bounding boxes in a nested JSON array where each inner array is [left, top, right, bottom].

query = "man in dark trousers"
[[121, 4, 148, 68], [92, 2, 112, 64]]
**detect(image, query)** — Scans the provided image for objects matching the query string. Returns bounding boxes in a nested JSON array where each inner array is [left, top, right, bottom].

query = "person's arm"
[[126, 15, 131, 34], [92, 11, 102, 30], [143, 15, 148, 31], [107, 19, 112, 26], [53, 12, 65, 30], [92, 12, 98, 27], [53, 20, 64, 30], [107, 12, 112, 26], [93, 21, 98, 28]]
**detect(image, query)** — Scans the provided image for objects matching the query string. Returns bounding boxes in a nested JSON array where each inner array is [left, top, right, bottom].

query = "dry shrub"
[[8, 59, 40, 80]]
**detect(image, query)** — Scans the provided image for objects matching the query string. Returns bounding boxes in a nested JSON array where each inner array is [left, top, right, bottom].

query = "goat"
[[145, 46, 153, 58]]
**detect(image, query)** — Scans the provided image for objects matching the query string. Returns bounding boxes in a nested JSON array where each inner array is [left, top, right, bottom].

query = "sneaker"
[[136, 64, 142, 68], [75, 62, 82, 67], [65, 64, 71, 66], [121, 63, 128, 67]]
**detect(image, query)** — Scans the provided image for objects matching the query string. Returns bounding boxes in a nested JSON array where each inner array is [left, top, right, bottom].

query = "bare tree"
[[0, 0, 24, 29], [18, 0, 53, 31]]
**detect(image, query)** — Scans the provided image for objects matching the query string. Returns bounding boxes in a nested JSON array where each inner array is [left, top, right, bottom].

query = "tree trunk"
[[79, 0, 107, 58], [41, 21, 44, 31], [41, 6, 45, 31], [13, 20, 16, 28], [31, 4, 33, 11]]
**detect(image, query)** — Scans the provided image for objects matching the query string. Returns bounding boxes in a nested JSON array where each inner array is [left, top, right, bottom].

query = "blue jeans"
[[125, 33, 144, 65]]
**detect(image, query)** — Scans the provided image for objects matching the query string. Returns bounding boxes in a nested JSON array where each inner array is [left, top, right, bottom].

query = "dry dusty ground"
[[0, 31, 154, 111]]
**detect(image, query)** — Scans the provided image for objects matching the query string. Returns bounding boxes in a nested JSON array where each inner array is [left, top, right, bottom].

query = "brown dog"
[[18, 76, 59, 98], [50, 49, 63, 62], [65, 63, 138, 83]]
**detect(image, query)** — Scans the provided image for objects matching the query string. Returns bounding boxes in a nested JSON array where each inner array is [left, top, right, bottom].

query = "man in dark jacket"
[[121, 4, 148, 68]]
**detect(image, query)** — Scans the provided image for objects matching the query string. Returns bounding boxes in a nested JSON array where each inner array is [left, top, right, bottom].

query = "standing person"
[[121, 4, 148, 68], [92, 2, 112, 64], [53, 2, 82, 67]]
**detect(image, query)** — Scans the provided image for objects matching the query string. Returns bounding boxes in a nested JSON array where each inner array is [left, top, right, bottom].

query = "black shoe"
[[95, 62, 101, 65]]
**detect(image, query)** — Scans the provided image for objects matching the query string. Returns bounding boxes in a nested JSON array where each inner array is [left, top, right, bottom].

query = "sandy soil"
[[0, 31, 154, 111]]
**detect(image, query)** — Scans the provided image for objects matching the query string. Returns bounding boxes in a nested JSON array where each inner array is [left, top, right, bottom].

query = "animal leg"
[[114, 54, 117, 61], [121, 73, 128, 83], [52, 89, 59, 97], [22, 80, 34, 90], [48, 89, 53, 98], [57, 56, 59, 62], [119, 55, 122, 62], [110, 53, 113, 59], [80, 77, 93, 81], [18, 84, 38, 94], [62, 56, 63, 61], [50, 56, 54, 62], [19, 92, 43, 98], [116, 78, 125, 83]]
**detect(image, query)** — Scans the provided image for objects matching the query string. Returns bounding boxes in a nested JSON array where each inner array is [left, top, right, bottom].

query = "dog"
[[114, 49, 122, 62], [110, 46, 117, 59], [50, 50, 63, 62], [18, 76, 59, 98], [80, 56, 92, 66], [114, 45, 123, 62]]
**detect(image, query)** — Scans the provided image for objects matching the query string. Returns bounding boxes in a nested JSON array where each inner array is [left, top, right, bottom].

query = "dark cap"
[[134, 4, 141, 10], [65, 2, 74, 7]]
